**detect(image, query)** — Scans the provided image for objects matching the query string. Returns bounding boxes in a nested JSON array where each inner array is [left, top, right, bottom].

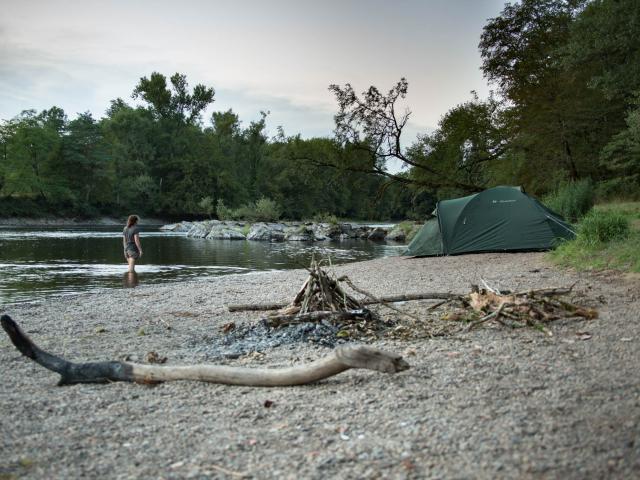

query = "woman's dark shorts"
[[125, 246, 140, 259]]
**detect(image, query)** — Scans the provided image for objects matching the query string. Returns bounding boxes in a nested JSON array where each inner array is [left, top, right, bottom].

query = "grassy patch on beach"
[[395, 220, 421, 242], [549, 202, 640, 273]]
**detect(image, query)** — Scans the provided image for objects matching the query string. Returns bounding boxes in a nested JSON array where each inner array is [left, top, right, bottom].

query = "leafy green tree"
[[101, 101, 157, 210], [132, 72, 214, 125], [479, 0, 584, 105], [0, 109, 66, 202], [63, 112, 113, 209], [130, 73, 216, 214], [409, 93, 507, 196], [243, 111, 269, 200], [562, 0, 640, 104], [479, 0, 618, 185], [600, 100, 640, 191], [211, 109, 241, 137], [206, 109, 248, 208]]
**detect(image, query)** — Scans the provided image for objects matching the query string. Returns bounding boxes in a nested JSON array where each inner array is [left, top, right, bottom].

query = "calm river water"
[[0, 225, 405, 305]]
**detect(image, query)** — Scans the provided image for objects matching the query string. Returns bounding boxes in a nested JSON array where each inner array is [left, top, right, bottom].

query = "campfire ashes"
[[199, 259, 391, 360]]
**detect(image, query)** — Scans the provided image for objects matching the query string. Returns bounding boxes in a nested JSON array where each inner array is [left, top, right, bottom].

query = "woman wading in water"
[[123, 215, 143, 273]]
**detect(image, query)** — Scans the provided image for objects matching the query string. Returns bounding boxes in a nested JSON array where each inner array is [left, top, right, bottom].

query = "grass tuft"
[[550, 202, 640, 273], [544, 179, 594, 222]]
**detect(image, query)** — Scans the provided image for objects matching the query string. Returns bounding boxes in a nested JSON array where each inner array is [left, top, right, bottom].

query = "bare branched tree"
[[330, 78, 411, 172], [311, 79, 486, 192]]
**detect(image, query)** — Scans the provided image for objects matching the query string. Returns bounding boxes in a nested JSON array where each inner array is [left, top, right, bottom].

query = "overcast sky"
[[1, 0, 506, 142]]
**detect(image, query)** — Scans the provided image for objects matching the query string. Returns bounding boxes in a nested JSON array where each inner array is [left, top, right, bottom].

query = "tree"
[[327, 79, 488, 193], [600, 99, 640, 190], [479, 0, 585, 105], [63, 112, 113, 208], [130, 73, 216, 214], [0, 109, 66, 202], [132, 72, 215, 125], [409, 93, 507, 196], [561, 0, 640, 104], [243, 111, 269, 200], [211, 109, 241, 137], [101, 101, 157, 209], [479, 0, 618, 185], [0, 121, 16, 193]]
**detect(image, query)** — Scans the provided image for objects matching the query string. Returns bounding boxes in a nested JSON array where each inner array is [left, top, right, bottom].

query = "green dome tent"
[[403, 186, 575, 257]]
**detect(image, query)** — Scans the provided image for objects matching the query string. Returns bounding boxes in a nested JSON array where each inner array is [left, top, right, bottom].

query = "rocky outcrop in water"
[[206, 224, 247, 240], [386, 225, 407, 242], [160, 220, 415, 242], [247, 223, 286, 241]]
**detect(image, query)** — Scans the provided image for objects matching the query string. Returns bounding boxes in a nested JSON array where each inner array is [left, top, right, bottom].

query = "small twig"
[[208, 463, 250, 478], [427, 299, 450, 311], [480, 278, 502, 295], [513, 283, 576, 297], [466, 302, 509, 331]]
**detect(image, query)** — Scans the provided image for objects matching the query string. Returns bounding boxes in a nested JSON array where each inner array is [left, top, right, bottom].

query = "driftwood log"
[[1, 315, 409, 387]]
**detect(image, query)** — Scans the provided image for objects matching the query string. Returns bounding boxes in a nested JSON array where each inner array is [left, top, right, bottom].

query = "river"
[[0, 225, 405, 305]]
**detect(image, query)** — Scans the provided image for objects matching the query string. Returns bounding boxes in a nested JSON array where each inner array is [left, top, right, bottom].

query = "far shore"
[[0, 217, 404, 227]]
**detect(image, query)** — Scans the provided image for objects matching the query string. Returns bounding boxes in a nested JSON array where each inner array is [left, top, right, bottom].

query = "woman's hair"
[[126, 215, 139, 228]]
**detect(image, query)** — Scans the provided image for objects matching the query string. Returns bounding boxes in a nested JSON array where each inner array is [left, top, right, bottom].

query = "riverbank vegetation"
[[550, 202, 640, 273], [1, 0, 639, 222]]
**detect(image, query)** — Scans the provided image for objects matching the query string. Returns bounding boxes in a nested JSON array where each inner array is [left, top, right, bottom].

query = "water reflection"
[[123, 271, 139, 288], [0, 225, 404, 304]]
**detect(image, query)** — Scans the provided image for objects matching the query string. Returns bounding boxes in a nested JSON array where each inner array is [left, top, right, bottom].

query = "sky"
[[0, 0, 507, 143]]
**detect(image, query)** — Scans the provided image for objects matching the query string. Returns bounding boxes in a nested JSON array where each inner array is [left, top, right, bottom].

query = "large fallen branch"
[[228, 258, 459, 314], [227, 292, 459, 312], [1, 315, 409, 386]]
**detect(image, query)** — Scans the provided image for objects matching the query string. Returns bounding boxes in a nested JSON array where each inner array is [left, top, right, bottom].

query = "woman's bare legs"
[[127, 256, 136, 272]]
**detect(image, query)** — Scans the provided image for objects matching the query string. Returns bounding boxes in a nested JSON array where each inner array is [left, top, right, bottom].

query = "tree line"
[[0, 72, 422, 220], [1, 0, 638, 221]]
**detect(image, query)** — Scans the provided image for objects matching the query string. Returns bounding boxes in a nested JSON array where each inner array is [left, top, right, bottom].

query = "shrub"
[[313, 212, 339, 224], [253, 197, 282, 222], [544, 179, 594, 222], [216, 199, 233, 220], [397, 220, 415, 236], [594, 177, 640, 202], [198, 196, 214, 218], [578, 209, 630, 245], [222, 198, 283, 222], [231, 203, 255, 221]]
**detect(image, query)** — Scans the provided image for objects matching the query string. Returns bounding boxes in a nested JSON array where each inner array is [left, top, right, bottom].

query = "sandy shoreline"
[[1, 253, 639, 479]]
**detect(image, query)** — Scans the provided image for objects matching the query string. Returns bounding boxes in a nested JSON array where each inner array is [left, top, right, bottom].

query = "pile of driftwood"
[[260, 260, 385, 337], [228, 259, 459, 337], [267, 258, 364, 324], [227, 261, 597, 338], [462, 282, 598, 334]]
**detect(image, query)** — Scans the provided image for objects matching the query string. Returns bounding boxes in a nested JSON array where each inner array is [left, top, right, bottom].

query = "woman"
[[123, 215, 143, 272]]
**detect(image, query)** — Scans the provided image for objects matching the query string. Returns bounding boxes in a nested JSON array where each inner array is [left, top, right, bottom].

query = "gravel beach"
[[1, 252, 639, 479]]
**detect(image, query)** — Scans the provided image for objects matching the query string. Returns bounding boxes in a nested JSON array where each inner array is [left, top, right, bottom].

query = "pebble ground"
[[1, 252, 639, 479]]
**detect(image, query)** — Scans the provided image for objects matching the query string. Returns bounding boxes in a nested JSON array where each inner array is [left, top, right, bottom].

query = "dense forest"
[[1, 0, 638, 221]]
